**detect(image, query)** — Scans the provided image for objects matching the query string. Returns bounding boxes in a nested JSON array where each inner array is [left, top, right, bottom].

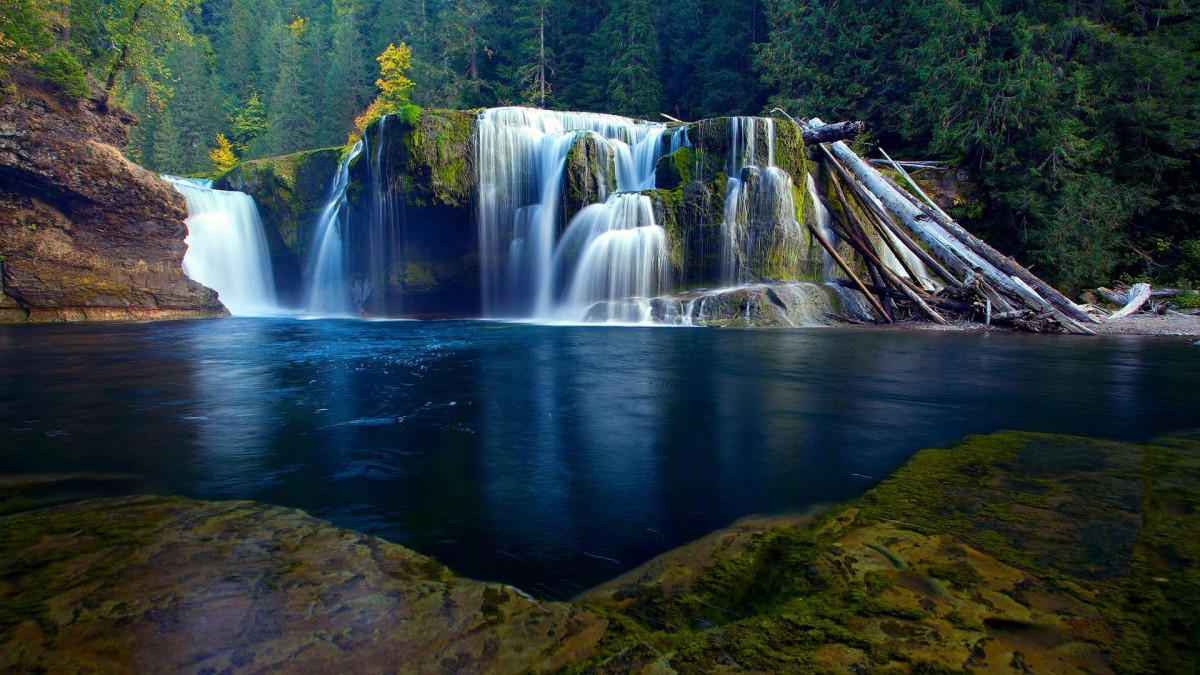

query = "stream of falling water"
[[164, 176, 278, 316], [475, 108, 669, 320]]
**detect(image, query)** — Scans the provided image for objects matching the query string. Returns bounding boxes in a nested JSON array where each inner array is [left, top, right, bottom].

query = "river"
[[1, 319, 1196, 595]]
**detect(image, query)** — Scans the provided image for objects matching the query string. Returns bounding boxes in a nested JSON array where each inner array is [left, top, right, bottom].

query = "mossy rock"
[[218, 146, 344, 258], [366, 108, 478, 209], [562, 133, 616, 225], [2, 431, 1198, 671]]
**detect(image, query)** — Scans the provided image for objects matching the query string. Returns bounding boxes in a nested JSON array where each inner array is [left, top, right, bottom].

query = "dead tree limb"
[[876, 152, 1098, 326], [805, 220, 891, 323], [801, 120, 866, 145], [1106, 283, 1151, 321], [809, 119, 1093, 335]]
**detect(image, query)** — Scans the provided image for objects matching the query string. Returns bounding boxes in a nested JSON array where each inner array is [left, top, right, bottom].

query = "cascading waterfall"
[[558, 193, 668, 323], [476, 107, 668, 320], [305, 117, 407, 316], [306, 141, 363, 315], [164, 176, 278, 316], [293, 107, 882, 325], [720, 117, 778, 284]]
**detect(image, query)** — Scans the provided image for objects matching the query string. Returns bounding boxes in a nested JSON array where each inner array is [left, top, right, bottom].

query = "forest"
[[1, 0, 1197, 292]]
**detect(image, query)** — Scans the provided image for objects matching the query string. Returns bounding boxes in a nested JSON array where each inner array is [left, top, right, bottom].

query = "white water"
[[306, 141, 364, 315], [558, 193, 668, 323], [476, 107, 668, 320], [164, 176, 278, 316]]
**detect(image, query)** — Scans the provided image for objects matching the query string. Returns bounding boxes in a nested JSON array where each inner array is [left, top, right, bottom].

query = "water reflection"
[[0, 320, 1197, 592]]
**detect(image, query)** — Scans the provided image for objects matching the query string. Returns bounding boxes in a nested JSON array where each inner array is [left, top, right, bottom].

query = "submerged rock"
[[650, 282, 873, 327], [2, 431, 1197, 671], [0, 497, 605, 673], [0, 69, 226, 322]]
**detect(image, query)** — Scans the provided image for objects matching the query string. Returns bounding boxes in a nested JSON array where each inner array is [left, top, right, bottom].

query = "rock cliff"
[[0, 69, 226, 322]]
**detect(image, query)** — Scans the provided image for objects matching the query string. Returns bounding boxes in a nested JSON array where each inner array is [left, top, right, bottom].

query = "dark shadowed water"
[[1, 319, 1197, 595]]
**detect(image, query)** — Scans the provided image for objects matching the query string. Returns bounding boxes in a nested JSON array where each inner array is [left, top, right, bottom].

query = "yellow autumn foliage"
[[209, 133, 238, 172]]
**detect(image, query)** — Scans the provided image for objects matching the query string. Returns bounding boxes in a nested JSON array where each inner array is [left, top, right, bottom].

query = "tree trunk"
[[1106, 283, 1151, 321], [876, 153, 1099, 326], [809, 119, 1094, 335], [801, 121, 865, 146]]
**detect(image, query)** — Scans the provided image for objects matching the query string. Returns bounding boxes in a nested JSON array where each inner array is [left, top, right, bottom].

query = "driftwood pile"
[[1092, 284, 1200, 319], [798, 117, 1103, 335]]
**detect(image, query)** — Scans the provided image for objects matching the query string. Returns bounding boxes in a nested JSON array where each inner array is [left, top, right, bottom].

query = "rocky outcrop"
[[0, 69, 226, 322], [353, 108, 480, 316], [3, 430, 1196, 671], [648, 282, 873, 327], [561, 133, 616, 225], [647, 119, 822, 290], [225, 110, 826, 318], [0, 496, 606, 673]]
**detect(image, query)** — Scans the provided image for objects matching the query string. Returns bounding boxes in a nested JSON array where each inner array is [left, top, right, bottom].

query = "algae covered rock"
[[561, 132, 617, 225], [2, 431, 1197, 671], [0, 496, 606, 673], [580, 430, 1200, 673], [345, 109, 481, 316]]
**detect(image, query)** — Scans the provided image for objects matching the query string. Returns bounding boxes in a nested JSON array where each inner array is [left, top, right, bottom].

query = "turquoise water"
[[1, 319, 1197, 595]]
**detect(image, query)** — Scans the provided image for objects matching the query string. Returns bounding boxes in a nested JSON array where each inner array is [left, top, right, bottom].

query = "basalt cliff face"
[[0, 70, 226, 322]]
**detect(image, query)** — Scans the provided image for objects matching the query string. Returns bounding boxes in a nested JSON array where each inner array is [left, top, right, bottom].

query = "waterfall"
[[720, 117, 781, 285], [306, 141, 364, 315], [164, 176, 278, 316], [806, 173, 840, 281], [476, 107, 668, 320], [558, 193, 668, 323]]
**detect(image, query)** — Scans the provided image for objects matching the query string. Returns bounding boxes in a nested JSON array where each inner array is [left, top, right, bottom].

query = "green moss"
[[646, 188, 685, 273], [399, 103, 422, 125], [381, 108, 476, 208], [0, 497, 175, 632], [401, 261, 437, 292], [670, 146, 693, 184], [220, 146, 343, 258]]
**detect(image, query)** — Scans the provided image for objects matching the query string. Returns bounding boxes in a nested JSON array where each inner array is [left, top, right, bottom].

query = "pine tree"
[[594, 0, 660, 117], [266, 16, 312, 155], [511, 0, 554, 107], [326, 0, 372, 137]]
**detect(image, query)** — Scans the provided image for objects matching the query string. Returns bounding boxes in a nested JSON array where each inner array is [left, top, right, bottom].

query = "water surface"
[[1, 319, 1196, 595]]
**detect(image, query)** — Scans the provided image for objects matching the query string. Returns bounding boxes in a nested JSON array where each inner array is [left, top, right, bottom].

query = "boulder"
[[0, 69, 226, 322]]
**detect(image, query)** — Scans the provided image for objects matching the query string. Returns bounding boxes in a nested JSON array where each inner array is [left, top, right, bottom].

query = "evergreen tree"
[[325, 0, 373, 137], [510, 0, 554, 107], [593, 0, 660, 117], [266, 16, 312, 155]]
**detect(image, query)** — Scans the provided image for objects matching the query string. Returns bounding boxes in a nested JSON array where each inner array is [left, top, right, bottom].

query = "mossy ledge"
[[3, 429, 1197, 672]]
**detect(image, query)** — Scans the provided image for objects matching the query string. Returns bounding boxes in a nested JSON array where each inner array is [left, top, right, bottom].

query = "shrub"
[[34, 48, 88, 100]]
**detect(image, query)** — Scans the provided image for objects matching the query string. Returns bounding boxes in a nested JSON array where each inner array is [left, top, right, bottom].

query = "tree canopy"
[[1, 0, 1196, 289]]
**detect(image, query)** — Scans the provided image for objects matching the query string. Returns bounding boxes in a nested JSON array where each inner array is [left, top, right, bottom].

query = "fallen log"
[[809, 118, 1094, 335], [1152, 288, 1200, 299], [827, 163, 926, 289], [801, 120, 866, 146], [1106, 283, 1151, 321], [876, 150, 1098, 326], [804, 220, 891, 322], [819, 147, 961, 288], [867, 159, 952, 171], [991, 309, 1035, 323], [1095, 287, 1127, 305]]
